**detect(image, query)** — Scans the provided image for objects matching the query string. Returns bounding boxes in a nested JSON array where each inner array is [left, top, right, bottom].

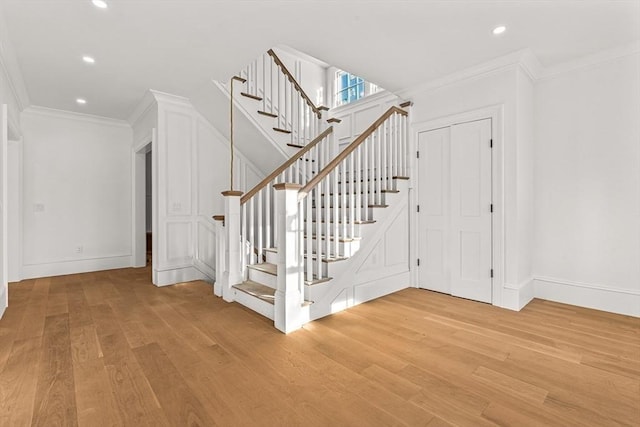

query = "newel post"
[[222, 190, 243, 302], [212, 215, 226, 297], [273, 183, 304, 333]]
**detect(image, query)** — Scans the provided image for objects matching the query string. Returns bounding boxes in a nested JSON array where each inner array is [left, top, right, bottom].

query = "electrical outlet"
[[34, 203, 45, 213], [75, 246, 83, 254]]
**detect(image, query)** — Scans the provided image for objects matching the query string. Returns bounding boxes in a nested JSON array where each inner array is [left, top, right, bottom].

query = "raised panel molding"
[[164, 110, 193, 217], [196, 220, 216, 272], [165, 221, 192, 264]]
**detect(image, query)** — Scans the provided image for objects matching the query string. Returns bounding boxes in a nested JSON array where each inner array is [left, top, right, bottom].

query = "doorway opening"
[[133, 139, 153, 276]]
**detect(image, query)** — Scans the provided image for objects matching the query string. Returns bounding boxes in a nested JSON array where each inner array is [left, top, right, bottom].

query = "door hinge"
[[417, 258, 421, 267], [490, 139, 493, 148], [490, 204, 493, 213], [416, 151, 420, 158], [417, 204, 420, 213], [490, 269, 494, 278]]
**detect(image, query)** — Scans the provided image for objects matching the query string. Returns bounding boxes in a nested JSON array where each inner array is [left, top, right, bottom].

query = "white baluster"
[[363, 138, 369, 219], [323, 173, 330, 263], [348, 152, 355, 238], [266, 187, 271, 250], [257, 189, 263, 263], [355, 145, 362, 224], [336, 169, 340, 258], [241, 203, 247, 274], [340, 161, 347, 253], [306, 192, 313, 282]]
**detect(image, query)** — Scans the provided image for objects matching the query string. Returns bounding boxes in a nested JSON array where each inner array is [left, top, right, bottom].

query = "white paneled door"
[[417, 119, 492, 303], [0, 105, 8, 316]]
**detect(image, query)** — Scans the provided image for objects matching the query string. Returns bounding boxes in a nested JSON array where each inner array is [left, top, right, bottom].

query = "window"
[[334, 70, 380, 107]]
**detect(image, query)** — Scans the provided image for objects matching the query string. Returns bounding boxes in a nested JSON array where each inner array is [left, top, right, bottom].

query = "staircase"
[[213, 50, 410, 333]]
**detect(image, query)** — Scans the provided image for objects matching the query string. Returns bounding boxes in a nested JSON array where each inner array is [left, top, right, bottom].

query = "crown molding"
[[23, 105, 131, 129], [397, 48, 535, 98], [127, 90, 157, 127], [539, 40, 640, 80], [150, 89, 192, 107]]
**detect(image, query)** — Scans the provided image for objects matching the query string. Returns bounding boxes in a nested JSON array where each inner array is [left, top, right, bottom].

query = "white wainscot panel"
[[196, 220, 216, 272], [165, 110, 193, 216], [353, 105, 380, 136], [165, 221, 192, 264]]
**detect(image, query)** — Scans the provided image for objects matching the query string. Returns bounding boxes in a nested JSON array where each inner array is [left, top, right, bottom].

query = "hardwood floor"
[[0, 267, 638, 426]]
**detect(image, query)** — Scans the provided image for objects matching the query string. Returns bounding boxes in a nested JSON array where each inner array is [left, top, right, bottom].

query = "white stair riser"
[[310, 207, 375, 221], [233, 288, 275, 320], [304, 238, 360, 257], [265, 250, 278, 264], [247, 268, 277, 288]]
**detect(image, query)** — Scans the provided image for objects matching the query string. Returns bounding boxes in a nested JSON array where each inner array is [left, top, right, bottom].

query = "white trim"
[[127, 91, 157, 128], [534, 276, 640, 318], [411, 104, 505, 308], [502, 277, 535, 311], [22, 105, 131, 128], [20, 255, 132, 280], [153, 265, 213, 287], [397, 49, 536, 98], [539, 40, 640, 80], [150, 89, 192, 107], [0, 285, 6, 320]]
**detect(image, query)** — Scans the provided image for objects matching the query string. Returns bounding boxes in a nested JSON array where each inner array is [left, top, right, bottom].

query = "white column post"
[[213, 215, 226, 297], [222, 190, 243, 302], [273, 183, 304, 333]]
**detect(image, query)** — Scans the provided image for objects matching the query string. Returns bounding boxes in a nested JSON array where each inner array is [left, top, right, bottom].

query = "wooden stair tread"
[[308, 235, 361, 242], [257, 110, 278, 118], [240, 92, 262, 101], [287, 143, 304, 148], [263, 247, 277, 253], [338, 176, 408, 184], [306, 219, 376, 225], [233, 281, 275, 304], [247, 262, 277, 276], [304, 253, 347, 263], [273, 127, 292, 134], [305, 277, 332, 286]]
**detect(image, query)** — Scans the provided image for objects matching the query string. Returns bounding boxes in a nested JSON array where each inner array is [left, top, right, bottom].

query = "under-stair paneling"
[[195, 219, 216, 278], [308, 183, 411, 321], [164, 110, 192, 217], [153, 93, 263, 286], [164, 221, 192, 264]]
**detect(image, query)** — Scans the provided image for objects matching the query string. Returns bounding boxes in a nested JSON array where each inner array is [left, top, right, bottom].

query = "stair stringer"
[[306, 180, 411, 322], [189, 79, 289, 175]]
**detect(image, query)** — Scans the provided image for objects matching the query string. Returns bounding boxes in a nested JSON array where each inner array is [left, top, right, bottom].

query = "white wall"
[[534, 52, 640, 316], [329, 91, 400, 149], [272, 47, 328, 106], [20, 107, 133, 279], [152, 93, 261, 286], [407, 62, 536, 310], [7, 138, 21, 282]]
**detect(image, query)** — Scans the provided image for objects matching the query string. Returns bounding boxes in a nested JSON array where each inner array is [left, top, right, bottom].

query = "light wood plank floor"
[[0, 266, 638, 426]]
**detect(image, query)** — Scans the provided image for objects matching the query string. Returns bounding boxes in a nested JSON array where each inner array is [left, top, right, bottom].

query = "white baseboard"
[[20, 255, 132, 280], [0, 286, 7, 319], [502, 278, 535, 311], [534, 277, 640, 317], [153, 265, 213, 287]]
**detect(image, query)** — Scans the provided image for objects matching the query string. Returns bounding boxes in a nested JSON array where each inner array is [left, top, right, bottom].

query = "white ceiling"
[[1, 0, 638, 120]]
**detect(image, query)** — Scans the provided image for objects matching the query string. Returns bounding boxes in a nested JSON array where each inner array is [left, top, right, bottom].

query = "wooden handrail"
[[267, 49, 321, 119], [240, 127, 334, 205], [299, 106, 408, 199]]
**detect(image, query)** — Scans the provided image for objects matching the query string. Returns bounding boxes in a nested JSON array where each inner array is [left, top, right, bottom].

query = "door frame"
[[132, 131, 156, 274], [410, 104, 504, 307]]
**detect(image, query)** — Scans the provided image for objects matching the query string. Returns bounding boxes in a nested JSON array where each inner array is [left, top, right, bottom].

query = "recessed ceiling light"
[[92, 0, 108, 9], [76, 98, 87, 105], [493, 26, 506, 35], [82, 56, 95, 64]]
